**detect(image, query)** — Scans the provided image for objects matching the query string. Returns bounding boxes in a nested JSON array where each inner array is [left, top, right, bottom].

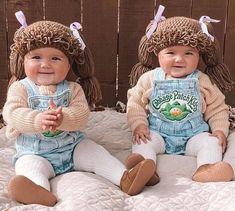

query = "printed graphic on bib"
[[43, 129, 63, 137], [151, 90, 198, 121]]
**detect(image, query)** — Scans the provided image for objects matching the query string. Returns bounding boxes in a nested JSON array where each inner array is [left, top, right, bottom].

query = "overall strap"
[[186, 69, 199, 79], [56, 80, 69, 94], [153, 68, 165, 80], [19, 77, 39, 97]]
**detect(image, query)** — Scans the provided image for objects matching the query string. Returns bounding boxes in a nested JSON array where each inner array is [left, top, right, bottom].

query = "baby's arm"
[[3, 81, 43, 134], [3, 81, 90, 135], [55, 82, 90, 131], [127, 71, 153, 144], [200, 72, 229, 151]]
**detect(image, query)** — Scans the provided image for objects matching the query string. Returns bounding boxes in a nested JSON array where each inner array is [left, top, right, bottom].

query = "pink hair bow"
[[70, 22, 86, 50], [199, 16, 220, 42], [15, 11, 28, 28], [146, 5, 165, 39]]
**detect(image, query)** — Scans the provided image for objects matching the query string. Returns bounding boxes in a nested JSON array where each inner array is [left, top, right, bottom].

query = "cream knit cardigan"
[[3, 81, 90, 139], [127, 70, 229, 137]]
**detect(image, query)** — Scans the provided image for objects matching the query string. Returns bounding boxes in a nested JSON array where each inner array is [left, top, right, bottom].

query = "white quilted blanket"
[[1, 110, 235, 211]]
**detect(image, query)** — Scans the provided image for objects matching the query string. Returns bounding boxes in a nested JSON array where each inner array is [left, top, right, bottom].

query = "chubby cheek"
[[191, 60, 199, 70], [158, 57, 171, 73], [24, 62, 36, 77], [62, 64, 70, 77], [158, 53, 166, 64]]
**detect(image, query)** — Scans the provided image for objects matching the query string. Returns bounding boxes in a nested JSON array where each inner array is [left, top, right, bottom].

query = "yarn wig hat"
[[9, 11, 102, 105], [130, 5, 233, 92]]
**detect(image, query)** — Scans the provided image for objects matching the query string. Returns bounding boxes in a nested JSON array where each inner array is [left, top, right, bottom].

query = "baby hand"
[[132, 124, 151, 145], [211, 130, 227, 153], [41, 109, 59, 131], [42, 100, 63, 131]]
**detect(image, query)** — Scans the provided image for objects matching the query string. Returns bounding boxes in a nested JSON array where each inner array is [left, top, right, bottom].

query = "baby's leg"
[[128, 130, 164, 186], [185, 132, 233, 182], [73, 139, 126, 185], [223, 132, 235, 180], [185, 132, 222, 167], [132, 130, 165, 163], [73, 139, 155, 195], [8, 155, 57, 206]]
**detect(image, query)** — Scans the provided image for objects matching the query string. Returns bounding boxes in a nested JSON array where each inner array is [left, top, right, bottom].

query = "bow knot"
[[199, 16, 220, 42], [70, 22, 86, 50], [146, 5, 165, 39], [15, 11, 27, 28]]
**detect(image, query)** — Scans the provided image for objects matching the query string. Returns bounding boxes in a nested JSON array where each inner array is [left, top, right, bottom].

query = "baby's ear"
[[67, 62, 71, 71]]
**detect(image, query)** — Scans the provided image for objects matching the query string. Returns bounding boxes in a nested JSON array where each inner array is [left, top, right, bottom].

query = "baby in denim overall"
[[15, 78, 85, 175], [126, 7, 234, 186], [3, 11, 155, 206]]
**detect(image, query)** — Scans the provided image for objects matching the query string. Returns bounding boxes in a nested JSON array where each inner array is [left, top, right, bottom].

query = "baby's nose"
[[41, 59, 50, 68], [175, 56, 183, 62]]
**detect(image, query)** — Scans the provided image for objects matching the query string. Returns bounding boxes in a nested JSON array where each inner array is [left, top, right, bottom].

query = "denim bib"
[[148, 68, 209, 154], [14, 78, 85, 174]]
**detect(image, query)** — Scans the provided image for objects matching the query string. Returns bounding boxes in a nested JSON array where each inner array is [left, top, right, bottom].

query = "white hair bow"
[[70, 22, 86, 50], [15, 10, 28, 28], [199, 16, 220, 42], [146, 5, 165, 39]]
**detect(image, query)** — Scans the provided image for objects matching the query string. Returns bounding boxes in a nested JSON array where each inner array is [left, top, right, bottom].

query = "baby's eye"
[[31, 56, 41, 59], [185, 52, 193, 55], [166, 51, 174, 54], [52, 57, 61, 61]]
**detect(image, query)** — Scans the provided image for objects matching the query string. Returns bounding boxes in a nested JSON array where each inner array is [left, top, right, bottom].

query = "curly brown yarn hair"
[[9, 20, 102, 105], [129, 16, 234, 92]]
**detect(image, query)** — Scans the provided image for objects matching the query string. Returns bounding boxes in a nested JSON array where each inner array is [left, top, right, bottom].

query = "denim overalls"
[[148, 68, 209, 154], [14, 78, 85, 174]]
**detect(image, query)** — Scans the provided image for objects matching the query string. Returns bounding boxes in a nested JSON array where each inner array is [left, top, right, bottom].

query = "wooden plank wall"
[[0, 0, 234, 108], [0, 1, 8, 109]]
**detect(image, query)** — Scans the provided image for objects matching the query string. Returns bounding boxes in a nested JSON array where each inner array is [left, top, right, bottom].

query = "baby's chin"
[[35, 80, 57, 86], [166, 74, 186, 79], [35, 77, 60, 86]]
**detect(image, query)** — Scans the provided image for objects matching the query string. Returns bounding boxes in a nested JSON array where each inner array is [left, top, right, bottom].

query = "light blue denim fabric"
[[14, 78, 85, 174], [148, 68, 209, 154]]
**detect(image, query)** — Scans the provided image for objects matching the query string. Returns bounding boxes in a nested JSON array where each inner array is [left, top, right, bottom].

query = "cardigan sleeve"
[[3, 81, 43, 138], [57, 82, 90, 131], [127, 71, 154, 132], [3, 81, 90, 139], [199, 72, 230, 137]]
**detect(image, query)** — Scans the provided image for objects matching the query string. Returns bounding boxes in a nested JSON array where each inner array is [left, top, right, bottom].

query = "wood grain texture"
[[118, 0, 155, 103], [83, 0, 118, 106], [0, 0, 234, 107]]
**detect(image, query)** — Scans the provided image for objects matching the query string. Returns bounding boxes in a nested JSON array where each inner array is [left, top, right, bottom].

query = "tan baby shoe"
[[120, 159, 155, 195], [125, 153, 160, 186], [8, 175, 57, 206], [192, 161, 234, 182]]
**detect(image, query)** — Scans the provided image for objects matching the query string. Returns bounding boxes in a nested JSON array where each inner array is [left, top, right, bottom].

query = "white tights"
[[133, 131, 222, 167], [15, 139, 126, 191]]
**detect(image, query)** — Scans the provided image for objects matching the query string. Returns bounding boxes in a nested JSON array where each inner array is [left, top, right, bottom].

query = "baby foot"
[[8, 175, 57, 206], [125, 153, 160, 186], [120, 159, 155, 195], [192, 161, 234, 182]]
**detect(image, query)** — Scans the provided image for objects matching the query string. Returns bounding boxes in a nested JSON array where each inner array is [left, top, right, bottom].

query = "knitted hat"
[[148, 17, 213, 55], [130, 11, 233, 92], [9, 12, 102, 105]]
